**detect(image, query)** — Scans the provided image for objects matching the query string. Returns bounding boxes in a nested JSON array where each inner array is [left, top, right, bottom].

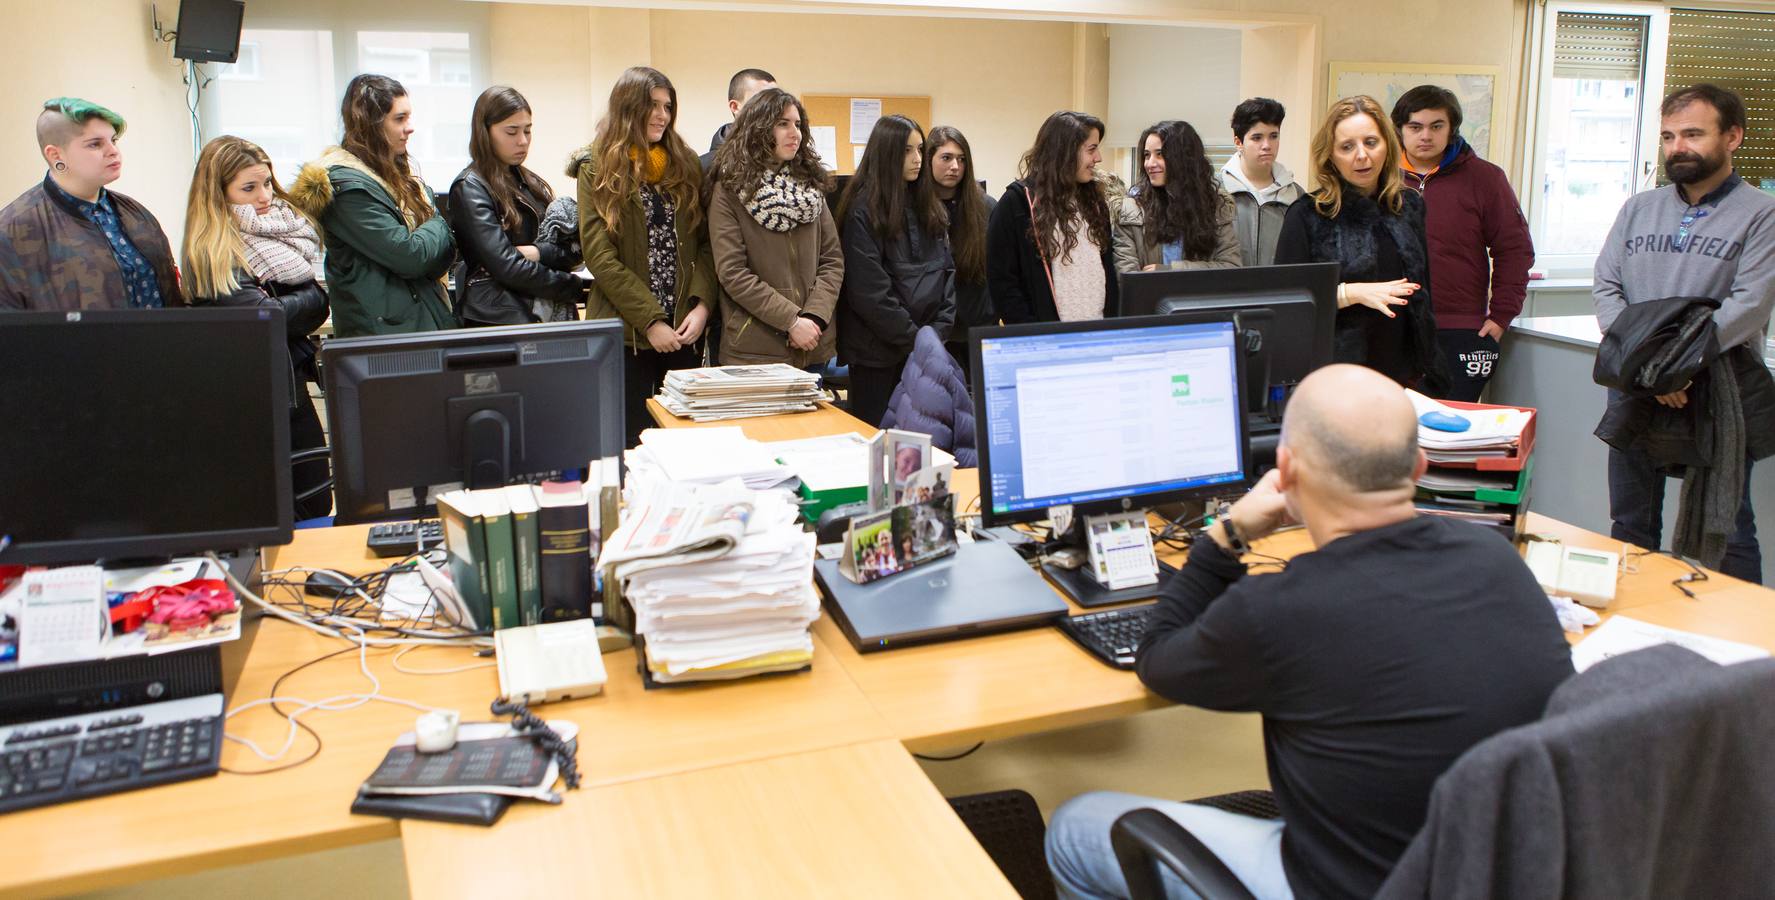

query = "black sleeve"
[[274, 280, 331, 336], [986, 187, 1037, 325], [449, 176, 584, 302], [1135, 538, 1272, 711], [534, 240, 576, 273], [1271, 198, 1314, 266], [1101, 240, 1121, 317], [841, 208, 920, 352]]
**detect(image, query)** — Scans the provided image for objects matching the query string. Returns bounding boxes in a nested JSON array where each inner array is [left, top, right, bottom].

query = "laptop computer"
[[814, 540, 1067, 652]]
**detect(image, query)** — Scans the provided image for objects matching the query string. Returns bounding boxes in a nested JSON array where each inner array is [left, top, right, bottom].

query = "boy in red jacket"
[[1392, 86, 1535, 401]]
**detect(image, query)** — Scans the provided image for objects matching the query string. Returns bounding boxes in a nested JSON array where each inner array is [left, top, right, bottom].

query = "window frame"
[[1520, 1, 1671, 280]]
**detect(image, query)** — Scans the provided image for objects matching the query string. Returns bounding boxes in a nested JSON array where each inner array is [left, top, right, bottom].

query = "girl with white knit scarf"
[[706, 87, 844, 368], [182, 136, 332, 520]]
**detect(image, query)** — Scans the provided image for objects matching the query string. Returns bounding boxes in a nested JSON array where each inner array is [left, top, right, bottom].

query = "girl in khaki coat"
[[575, 67, 716, 444], [705, 87, 843, 368]]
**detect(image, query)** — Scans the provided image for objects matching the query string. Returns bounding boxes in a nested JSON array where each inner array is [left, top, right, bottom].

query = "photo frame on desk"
[[1326, 61, 1504, 163], [841, 467, 958, 585]]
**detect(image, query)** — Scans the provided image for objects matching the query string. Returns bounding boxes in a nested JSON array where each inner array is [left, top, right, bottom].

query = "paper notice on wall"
[[853, 145, 867, 168], [849, 98, 882, 143], [810, 125, 838, 170]]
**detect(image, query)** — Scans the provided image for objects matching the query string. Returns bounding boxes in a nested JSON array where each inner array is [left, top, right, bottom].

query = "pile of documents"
[[628, 427, 796, 491], [657, 364, 824, 421], [1407, 391, 1533, 464], [597, 480, 819, 685]]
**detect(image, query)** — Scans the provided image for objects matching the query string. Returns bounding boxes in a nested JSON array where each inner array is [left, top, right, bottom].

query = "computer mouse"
[[1418, 411, 1471, 433], [303, 569, 360, 600]]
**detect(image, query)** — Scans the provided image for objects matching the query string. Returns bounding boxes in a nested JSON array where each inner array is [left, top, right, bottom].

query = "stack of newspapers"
[[597, 480, 819, 685], [656, 364, 824, 421]]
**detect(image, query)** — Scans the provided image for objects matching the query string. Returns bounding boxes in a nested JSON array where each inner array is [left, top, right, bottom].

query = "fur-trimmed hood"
[[564, 144, 595, 180], [288, 146, 433, 228]]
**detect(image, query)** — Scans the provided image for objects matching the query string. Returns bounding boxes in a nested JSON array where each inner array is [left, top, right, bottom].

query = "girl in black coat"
[[448, 86, 584, 326], [182, 136, 332, 520], [986, 111, 1118, 324], [1273, 95, 1445, 393], [837, 115, 957, 427]]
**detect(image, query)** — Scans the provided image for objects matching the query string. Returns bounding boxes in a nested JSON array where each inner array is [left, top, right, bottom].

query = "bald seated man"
[[1045, 365, 1575, 900]]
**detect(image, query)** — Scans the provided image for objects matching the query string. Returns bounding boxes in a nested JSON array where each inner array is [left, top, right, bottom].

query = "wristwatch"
[[1216, 502, 1251, 556]]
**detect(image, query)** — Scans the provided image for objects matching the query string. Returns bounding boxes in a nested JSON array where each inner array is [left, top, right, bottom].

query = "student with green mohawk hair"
[[0, 97, 180, 311]]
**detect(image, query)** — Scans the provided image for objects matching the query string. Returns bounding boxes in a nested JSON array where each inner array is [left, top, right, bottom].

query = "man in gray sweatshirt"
[[1593, 83, 1775, 583], [1220, 97, 1305, 267]]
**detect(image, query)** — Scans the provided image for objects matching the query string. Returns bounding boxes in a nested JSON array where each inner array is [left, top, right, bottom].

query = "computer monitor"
[[1117, 263, 1340, 423], [970, 314, 1249, 531], [322, 319, 625, 525], [0, 308, 293, 565]]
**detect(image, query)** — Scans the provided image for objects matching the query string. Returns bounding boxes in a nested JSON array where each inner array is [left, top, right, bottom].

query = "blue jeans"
[[1607, 445, 1762, 584], [1045, 791, 1294, 900]]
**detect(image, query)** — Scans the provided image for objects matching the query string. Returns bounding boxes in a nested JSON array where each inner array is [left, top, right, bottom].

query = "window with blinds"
[[1665, 9, 1775, 190], [1540, 12, 1651, 256], [1555, 12, 1648, 80]]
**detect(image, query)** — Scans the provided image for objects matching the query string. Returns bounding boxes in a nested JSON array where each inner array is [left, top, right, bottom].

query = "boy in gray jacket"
[[1593, 83, 1775, 583], [1220, 97, 1305, 267]]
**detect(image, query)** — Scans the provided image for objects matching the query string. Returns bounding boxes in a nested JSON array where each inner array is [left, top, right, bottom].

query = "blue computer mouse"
[[1419, 411, 1471, 432]]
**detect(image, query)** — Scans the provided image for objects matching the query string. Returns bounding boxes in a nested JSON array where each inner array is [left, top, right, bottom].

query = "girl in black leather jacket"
[[182, 136, 332, 520], [448, 86, 584, 326]]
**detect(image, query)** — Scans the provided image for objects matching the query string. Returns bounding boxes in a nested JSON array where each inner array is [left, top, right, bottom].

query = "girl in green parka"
[[290, 74, 456, 337], [573, 66, 716, 446]]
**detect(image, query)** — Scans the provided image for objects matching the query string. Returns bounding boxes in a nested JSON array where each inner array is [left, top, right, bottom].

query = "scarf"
[[743, 167, 825, 233], [629, 144, 669, 184], [233, 199, 321, 285]]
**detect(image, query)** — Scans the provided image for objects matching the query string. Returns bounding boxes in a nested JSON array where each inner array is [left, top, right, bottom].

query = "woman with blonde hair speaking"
[[1273, 95, 1444, 392]]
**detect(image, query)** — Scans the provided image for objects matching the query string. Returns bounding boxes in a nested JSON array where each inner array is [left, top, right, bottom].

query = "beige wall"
[[647, 10, 1078, 196], [3, 0, 196, 254], [488, 3, 595, 200]]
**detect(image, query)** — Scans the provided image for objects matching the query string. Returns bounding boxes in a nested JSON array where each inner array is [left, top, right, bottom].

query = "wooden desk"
[[402, 740, 1015, 899], [16, 400, 1775, 897], [646, 399, 875, 440]]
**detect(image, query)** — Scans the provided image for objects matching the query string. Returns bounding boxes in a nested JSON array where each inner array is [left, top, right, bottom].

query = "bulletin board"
[[802, 94, 934, 176]]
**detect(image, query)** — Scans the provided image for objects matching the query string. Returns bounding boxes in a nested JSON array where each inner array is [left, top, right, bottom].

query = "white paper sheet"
[[810, 125, 838, 170], [849, 98, 882, 142]]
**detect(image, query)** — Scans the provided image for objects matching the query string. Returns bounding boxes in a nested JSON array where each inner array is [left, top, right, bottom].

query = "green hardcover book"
[[504, 484, 544, 627], [476, 488, 521, 631], [434, 490, 492, 630]]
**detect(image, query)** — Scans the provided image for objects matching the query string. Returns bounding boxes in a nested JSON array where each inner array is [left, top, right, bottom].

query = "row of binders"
[[434, 460, 620, 631], [655, 364, 825, 421]]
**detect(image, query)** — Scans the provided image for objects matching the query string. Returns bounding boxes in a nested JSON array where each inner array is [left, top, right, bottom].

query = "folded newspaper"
[[595, 480, 755, 578], [657, 364, 824, 421]]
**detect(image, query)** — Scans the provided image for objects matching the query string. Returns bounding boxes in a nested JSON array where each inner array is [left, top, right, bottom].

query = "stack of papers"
[[1405, 391, 1532, 464], [629, 427, 796, 491], [601, 480, 820, 684], [657, 364, 824, 421]]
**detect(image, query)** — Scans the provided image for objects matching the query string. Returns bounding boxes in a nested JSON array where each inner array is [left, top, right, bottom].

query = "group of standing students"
[[1, 73, 1507, 521]]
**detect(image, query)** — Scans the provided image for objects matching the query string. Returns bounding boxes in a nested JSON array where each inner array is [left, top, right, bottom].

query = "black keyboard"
[[1057, 604, 1156, 670], [0, 694, 224, 814], [366, 519, 443, 558]]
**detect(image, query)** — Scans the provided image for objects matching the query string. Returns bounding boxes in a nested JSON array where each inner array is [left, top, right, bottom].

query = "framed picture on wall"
[[1327, 62, 1505, 164]]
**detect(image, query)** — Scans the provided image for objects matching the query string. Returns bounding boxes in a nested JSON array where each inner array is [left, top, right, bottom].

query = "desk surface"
[[401, 739, 1017, 899], [13, 402, 1775, 898]]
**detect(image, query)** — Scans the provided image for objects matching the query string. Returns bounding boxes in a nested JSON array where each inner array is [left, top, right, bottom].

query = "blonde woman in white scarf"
[[182, 134, 333, 521]]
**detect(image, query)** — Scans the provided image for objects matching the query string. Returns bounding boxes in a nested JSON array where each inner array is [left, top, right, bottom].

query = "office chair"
[[1113, 646, 1775, 900], [291, 445, 334, 526], [1109, 792, 1276, 900]]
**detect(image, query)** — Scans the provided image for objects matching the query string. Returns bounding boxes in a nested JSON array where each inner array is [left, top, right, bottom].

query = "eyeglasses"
[[1675, 206, 1710, 251]]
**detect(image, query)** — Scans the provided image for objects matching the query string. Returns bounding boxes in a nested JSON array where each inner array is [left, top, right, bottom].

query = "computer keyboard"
[[0, 694, 224, 814], [366, 519, 443, 558], [1057, 604, 1156, 670]]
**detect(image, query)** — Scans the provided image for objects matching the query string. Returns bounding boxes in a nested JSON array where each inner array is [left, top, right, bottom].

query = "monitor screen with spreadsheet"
[[970, 314, 1249, 528]]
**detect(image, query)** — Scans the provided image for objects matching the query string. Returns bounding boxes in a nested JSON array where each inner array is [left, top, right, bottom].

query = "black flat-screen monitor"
[[321, 320, 625, 525], [173, 0, 246, 64], [1118, 263, 1340, 421], [970, 314, 1249, 529], [0, 308, 293, 565]]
